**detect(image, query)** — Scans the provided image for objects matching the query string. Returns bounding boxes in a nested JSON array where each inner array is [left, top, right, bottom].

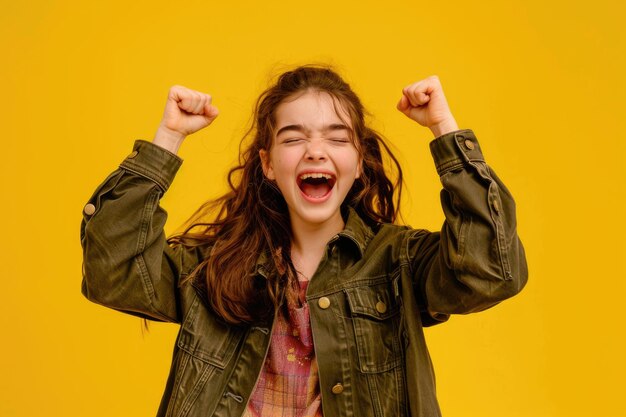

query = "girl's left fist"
[[397, 75, 459, 137]]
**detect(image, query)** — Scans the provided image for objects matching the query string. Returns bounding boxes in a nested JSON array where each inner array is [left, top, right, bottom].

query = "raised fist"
[[397, 75, 458, 137], [153, 86, 219, 153]]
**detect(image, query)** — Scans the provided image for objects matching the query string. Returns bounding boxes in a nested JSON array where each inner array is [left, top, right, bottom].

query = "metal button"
[[84, 203, 96, 215], [464, 139, 475, 150], [318, 297, 331, 309], [376, 301, 387, 314], [331, 383, 344, 394], [127, 150, 138, 159]]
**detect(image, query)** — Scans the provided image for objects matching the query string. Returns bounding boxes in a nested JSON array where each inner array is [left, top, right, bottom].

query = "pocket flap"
[[345, 283, 399, 320], [177, 295, 242, 368]]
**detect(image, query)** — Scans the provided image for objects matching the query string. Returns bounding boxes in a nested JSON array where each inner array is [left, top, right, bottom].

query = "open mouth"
[[297, 172, 337, 199]]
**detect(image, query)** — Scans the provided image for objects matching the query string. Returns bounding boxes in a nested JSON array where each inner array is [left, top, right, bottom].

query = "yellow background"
[[1, 1, 624, 416]]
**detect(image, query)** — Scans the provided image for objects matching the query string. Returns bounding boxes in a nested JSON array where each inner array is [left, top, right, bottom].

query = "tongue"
[[301, 182, 331, 198]]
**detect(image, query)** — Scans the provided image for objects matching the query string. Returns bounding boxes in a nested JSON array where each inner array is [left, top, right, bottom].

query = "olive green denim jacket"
[[80, 129, 528, 417]]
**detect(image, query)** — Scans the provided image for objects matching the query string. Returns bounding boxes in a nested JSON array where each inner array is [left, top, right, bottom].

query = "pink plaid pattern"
[[243, 280, 323, 417]]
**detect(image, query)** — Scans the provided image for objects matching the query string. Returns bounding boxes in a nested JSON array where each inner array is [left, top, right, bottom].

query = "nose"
[[305, 138, 327, 161]]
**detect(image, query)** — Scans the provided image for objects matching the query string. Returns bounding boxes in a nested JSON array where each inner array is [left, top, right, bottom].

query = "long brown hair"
[[169, 65, 403, 325]]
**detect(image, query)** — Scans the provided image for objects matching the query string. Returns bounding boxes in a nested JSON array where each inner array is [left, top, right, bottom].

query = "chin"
[[291, 204, 344, 227]]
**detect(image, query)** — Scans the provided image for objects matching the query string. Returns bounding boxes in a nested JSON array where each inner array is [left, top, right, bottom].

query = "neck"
[[289, 211, 345, 278]]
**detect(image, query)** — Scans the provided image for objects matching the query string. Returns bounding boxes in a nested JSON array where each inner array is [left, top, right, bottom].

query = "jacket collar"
[[254, 206, 374, 275], [336, 206, 374, 258]]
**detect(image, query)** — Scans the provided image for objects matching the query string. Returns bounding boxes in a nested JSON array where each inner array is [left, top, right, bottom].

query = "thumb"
[[204, 103, 219, 120], [397, 94, 410, 112]]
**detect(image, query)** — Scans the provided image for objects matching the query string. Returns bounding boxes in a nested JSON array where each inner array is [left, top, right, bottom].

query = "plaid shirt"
[[243, 280, 323, 417]]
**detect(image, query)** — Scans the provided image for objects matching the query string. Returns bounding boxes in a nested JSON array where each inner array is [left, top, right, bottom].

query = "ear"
[[355, 158, 362, 179], [259, 149, 275, 180]]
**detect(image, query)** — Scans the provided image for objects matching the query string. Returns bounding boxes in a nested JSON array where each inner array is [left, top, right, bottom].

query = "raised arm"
[[397, 76, 528, 321], [80, 86, 219, 322]]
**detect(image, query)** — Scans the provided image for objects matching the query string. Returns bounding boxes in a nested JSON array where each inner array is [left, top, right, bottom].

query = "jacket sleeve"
[[407, 129, 528, 324], [80, 140, 194, 323]]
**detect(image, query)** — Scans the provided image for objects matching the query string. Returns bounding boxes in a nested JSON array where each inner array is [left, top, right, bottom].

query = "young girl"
[[81, 66, 527, 417]]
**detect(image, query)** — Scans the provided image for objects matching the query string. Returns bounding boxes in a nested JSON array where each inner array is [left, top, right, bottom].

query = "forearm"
[[153, 126, 186, 155], [429, 118, 459, 138]]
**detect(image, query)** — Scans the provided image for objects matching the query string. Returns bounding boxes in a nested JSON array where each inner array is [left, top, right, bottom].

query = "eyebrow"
[[275, 123, 350, 137]]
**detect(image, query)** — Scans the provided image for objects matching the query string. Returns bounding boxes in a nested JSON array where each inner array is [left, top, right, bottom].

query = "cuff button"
[[127, 150, 138, 159], [464, 139, 475, 150], [84, 203, 96, 215]]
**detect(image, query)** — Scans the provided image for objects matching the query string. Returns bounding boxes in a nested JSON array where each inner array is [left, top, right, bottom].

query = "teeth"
[[299, 173, 333, 180]]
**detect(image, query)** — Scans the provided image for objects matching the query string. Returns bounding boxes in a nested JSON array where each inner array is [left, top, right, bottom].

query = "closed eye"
[[283, 138, 304, 144]]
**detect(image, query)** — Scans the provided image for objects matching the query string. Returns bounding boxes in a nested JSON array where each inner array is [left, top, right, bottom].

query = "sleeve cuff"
[[429, 129, 485, 176], [119, 140, 183, 191]]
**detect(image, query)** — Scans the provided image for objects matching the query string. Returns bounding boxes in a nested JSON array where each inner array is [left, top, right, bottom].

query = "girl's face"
[[260, 91, 361, 231]]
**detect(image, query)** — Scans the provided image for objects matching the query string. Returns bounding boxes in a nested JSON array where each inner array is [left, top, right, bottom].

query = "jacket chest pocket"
[[166, 295, 243, 417], [177, 295, 241, 367], [345, 281, 402, 373]]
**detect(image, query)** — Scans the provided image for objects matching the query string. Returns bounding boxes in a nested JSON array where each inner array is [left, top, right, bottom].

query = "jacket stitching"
[[488, 182, 513, 280], [305, 274, 400, 299], [135, 190, 159, 311], [119, 163, 170, 192], [179, 364, 216, 417], [166, 350, 189, 417]]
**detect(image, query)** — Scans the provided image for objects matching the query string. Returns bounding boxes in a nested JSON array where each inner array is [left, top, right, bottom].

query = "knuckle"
[[172, 85, 188, 95]]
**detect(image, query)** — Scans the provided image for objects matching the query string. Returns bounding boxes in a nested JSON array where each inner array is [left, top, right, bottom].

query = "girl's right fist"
[[160, 85, 219, 136], [156, 85, 219, 141]]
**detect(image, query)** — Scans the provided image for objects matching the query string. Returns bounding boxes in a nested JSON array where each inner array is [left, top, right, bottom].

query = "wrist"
[[429, 118, 459, 138], [153, 126, 186, 154]]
